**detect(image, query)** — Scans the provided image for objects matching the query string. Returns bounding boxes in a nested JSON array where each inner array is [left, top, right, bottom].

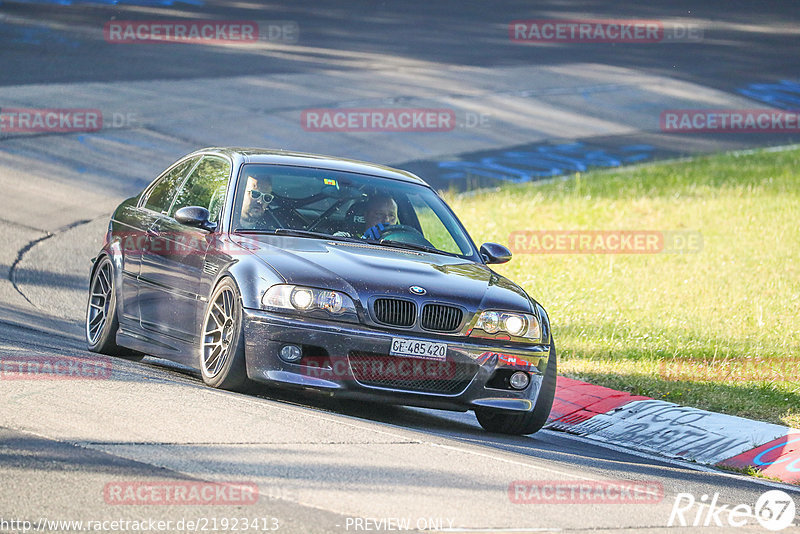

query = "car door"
[[139, 155, 232, 344], [119, 156, 199, 326]]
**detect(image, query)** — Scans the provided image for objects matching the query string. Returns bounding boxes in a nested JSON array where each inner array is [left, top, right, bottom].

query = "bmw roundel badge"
[[409, 286, 427, 295]]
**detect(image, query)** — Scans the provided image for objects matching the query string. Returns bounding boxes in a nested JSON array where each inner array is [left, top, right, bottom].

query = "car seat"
[[343, 199, 368, 235]]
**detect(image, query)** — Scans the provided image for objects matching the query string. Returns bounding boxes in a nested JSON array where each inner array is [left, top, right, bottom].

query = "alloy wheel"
[[87, 259, 112, 345], [202, 286, 237, 377]]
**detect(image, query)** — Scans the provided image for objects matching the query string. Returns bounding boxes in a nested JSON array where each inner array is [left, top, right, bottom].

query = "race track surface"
[[1, 1, 798, 532]]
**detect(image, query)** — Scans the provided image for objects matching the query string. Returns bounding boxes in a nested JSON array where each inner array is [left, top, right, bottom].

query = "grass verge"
[[445, 146, 800, 428]]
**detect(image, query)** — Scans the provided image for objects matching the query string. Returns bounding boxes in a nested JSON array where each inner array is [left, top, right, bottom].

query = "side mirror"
[[175, 206, 216, 232], [480, 242, 512, 264]]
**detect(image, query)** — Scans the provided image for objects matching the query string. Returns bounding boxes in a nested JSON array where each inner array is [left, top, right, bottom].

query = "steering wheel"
[[368, 224, 435, 248]]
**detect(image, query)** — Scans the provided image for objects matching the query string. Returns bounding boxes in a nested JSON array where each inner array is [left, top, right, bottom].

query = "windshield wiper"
[[374, 239, 452, 256], [236, 228, 458, 256], [271, 228, 367, 244], [236, 228, 339, 239], [273, 228, 335, 239]]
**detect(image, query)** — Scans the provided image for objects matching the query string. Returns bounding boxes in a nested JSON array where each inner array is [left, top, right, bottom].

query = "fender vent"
[[203, 261, 219, 276]]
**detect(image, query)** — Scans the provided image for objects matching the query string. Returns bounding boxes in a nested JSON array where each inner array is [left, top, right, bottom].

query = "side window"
[[169, 156, 231, 223], [408, 193, 461, 254], [143, 157, 198, 214]]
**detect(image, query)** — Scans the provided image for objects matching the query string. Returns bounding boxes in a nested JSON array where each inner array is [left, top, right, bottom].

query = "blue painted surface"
[[0, 131, 185, 175], [0, 144, 89, 173], [0, 0, 203, 5], [737, 80, 800, 110], [436, 142, 655, 183], [2, 23, 81, 47]]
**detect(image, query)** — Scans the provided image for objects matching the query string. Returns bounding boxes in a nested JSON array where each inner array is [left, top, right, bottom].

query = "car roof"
[[190, 147, 429, 186]]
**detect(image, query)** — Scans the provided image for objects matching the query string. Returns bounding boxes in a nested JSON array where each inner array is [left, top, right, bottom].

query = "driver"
[[334, 194, 399, 239], [362, 194, 398, 239]]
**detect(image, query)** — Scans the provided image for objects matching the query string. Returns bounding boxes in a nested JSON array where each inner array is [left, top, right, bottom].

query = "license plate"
[[390, 338, 447, 361]]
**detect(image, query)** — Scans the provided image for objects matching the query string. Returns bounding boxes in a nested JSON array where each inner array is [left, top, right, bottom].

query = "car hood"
[[232, 235, 533, 313]]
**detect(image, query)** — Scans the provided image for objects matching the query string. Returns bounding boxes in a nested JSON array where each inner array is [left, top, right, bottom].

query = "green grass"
[[717, 464, 789, 485], [444, 147, 800, 428]]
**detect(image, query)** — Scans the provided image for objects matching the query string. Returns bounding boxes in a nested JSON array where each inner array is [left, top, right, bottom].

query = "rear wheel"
[[86, 256, 144, 360], [475, 339, 557, 435], [200, 278, 250, 391]]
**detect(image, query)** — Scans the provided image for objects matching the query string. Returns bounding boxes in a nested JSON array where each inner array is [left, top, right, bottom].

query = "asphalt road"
[[0, 1, 798, 532], [1, 323, 797, 533]]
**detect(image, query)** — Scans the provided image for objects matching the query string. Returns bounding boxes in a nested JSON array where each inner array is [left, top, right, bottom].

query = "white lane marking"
[[423, 441, 659, 494], [179, 385, 635, 483], [12, 350, 798, 496], [123, 370, 800, 492], [544, 430, 800, 495], [439, 528, 562, 532]]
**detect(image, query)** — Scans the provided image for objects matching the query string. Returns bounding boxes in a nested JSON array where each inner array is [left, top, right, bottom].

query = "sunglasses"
[[249, 189, 274, 203]]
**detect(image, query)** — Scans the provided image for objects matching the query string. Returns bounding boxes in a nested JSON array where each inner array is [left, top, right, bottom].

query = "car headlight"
[[290, 287, 314, 310], [471, 310, 540, 341], [262, 285, 358, 322]]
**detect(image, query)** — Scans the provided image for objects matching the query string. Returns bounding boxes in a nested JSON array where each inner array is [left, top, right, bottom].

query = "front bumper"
[[242, 308, 552, 413]]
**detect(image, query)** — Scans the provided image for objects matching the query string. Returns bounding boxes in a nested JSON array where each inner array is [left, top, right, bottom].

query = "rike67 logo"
[[668, 490, 796, 531]]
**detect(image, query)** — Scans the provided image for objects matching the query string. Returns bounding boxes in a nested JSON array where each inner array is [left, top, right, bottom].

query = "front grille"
[[373, 298, 416, 327], [348, 351, 476, 394], [421, 304, 463, 332]]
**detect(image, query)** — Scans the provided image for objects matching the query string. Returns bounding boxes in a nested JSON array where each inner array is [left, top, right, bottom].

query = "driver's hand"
[[362, 223, 387, 240]]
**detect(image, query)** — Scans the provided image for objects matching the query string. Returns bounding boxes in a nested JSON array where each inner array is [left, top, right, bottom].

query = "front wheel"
[[475, 339, 557, 435], [200, 278, 250, 391], [85, 255, 144, 360]]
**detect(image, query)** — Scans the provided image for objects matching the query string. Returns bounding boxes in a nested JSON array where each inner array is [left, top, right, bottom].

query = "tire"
[[199, 277, 250, 391], [86, 255, 145, 361], [475, 339, 557, 435]]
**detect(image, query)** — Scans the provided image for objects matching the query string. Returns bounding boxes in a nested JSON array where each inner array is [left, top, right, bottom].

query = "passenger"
[[239, 173, 277, 229]]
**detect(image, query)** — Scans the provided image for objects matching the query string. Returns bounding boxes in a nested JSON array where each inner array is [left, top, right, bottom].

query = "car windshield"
[[231, 164, 478, 259]]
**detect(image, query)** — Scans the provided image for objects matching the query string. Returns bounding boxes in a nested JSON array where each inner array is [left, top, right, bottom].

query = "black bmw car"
[[86, 148, 555, 434]]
